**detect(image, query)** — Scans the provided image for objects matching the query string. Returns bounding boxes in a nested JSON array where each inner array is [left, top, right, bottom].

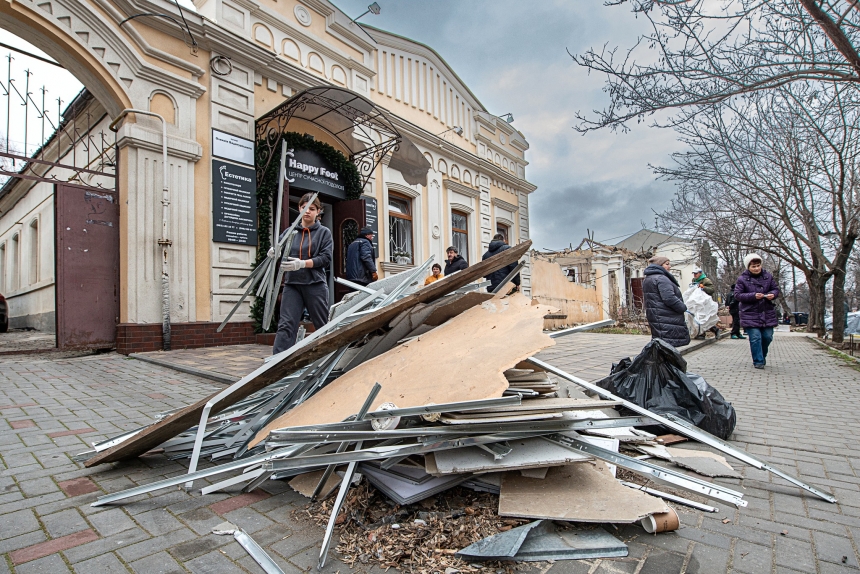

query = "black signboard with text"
[[285, 148, 347, 200], [212, 160, 258, 245], [364, 196, 379, 254]]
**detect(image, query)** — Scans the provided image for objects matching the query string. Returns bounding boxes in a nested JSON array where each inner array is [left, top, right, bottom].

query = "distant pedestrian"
[[734, 254, 780, 369], [345, 227, 377, 287], [726, 284, 745, 339], [424, 263, 443, 285], [642, 256, 690, 348], [482, 234, 520, 292], [444, 246, 468, 275], [692, 268, 715, 296], [272, 193, 333, 355]]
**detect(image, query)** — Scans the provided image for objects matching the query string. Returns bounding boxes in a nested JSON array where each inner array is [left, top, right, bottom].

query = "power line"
[[0, 43, 62, 68]]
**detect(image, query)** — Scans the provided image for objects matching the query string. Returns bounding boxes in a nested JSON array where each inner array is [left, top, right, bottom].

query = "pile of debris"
[[75, 241, 835, 572]]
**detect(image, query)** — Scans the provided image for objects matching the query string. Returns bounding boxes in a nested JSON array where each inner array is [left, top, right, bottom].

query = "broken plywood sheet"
[[499, 462, 669, 523], [667, 447, 741, 478], [249, 292, 555, 447], [289, 470, 342, 499], [428, 437, 590, 475], [85, 241, 531, 467]]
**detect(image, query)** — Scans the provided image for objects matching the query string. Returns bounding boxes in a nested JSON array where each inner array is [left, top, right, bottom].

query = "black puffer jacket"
[[482, 240, 520, 291], [643, 264, 690, 347], [444, 254, 468, 275]]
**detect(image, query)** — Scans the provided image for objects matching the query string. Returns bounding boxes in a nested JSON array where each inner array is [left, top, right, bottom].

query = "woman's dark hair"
[[432, 263, 442, 271]]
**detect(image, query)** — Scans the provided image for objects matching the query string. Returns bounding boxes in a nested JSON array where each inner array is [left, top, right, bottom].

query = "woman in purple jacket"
[[734, 253, 780, 369]]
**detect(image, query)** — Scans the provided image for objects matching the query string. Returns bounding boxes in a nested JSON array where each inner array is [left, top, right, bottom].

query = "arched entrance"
[[0, 0, 200, 349], [255, 86, 431, 303]]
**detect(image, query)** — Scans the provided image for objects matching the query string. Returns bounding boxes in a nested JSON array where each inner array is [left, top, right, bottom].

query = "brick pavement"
[[1, 333, 859, 573]]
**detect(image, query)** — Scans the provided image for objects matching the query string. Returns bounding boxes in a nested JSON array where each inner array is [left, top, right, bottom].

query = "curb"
[[129, 353, 236, 384], [679, 332, 724, 356], [807, 336, 860, 364]]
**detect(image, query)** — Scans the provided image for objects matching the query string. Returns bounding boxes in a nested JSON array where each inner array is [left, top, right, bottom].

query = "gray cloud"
[[530, 179, 677, 251]]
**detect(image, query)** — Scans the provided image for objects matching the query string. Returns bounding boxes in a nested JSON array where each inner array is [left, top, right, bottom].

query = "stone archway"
[[0, 0, 207, 342]]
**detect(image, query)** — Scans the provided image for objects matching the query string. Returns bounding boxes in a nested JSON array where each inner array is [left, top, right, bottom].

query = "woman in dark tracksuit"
[[272, 193, 333, 354]]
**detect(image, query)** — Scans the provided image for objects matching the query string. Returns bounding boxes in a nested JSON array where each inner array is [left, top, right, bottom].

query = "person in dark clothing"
[[642, 256, 690, 348], [272, 193, 333, 355], [734, 253, 780, 369], [726, 283, 745, 339], [444, 246, 468, 275], [482, 234, 520, 292], [345, 227, 377, 287]]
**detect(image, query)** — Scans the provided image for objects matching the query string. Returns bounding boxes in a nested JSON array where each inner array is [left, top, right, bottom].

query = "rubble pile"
[[74, 242, 836, 571]]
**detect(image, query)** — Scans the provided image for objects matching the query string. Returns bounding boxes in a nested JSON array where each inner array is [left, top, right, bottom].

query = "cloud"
[[529, 179, 677, 250]]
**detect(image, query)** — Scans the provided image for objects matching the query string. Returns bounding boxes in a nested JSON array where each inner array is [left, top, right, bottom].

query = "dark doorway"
[[332, 199, 366, 302], [54, 183, 119, 350]]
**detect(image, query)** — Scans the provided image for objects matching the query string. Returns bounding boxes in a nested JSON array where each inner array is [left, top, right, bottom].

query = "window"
[[452, 210, 468, 262], [29, 219, 38, 284], [388, 193, 413, 264], [10, 233, 18, 291], [496, 223, 509, 243]]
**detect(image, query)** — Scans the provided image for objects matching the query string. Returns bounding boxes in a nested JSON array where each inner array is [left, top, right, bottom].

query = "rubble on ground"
[[73, 242, 836, 571]]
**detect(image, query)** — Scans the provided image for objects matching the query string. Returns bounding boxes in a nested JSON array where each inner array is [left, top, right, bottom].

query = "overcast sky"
[[0, 0, 681, 249]]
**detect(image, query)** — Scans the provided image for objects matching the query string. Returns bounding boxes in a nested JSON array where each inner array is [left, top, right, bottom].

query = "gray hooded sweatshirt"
[[282, 220, 333, 285]]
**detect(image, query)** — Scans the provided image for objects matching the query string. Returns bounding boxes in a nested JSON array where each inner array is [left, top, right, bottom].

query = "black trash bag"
[[595, 339, 736, 440]]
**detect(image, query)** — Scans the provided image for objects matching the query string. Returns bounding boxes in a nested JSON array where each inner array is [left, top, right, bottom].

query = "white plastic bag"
[[682, 285, 719, 338]]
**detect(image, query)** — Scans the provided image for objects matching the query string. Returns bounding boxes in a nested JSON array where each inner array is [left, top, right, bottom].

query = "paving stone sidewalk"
[[1, 333, 859, 573]]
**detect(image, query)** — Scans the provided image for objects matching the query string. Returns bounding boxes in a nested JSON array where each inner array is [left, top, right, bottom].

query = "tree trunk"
[[807, 272, 828, 336], [833, 266, 847, 344], [830, 239, 856, 345]]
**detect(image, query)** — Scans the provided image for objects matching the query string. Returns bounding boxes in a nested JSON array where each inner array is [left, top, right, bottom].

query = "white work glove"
[[267, 246, 275, 258], [280, 257, 304, 272]]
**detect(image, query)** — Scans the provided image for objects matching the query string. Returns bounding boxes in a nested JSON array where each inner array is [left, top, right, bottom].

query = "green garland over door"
[[251, 132, 363, 332]]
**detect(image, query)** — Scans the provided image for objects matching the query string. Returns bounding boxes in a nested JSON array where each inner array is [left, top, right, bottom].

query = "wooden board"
[[289, 470, 342, 498], [84, 241, 532, 467], [249, 291, 555, 446], [499, 462, 669, 523]]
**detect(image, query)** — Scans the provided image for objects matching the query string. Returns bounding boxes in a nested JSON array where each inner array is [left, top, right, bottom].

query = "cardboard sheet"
[[667, 447, 741, 478], [289, 470, 342, 499], [249, 292, 554, 446], [499, 462, 669, 523], [428, 437, 590, 475]]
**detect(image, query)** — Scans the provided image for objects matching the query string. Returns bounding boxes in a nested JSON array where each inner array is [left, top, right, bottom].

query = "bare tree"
[[658, 82, 860, 342], [573, 0, 860, 132]]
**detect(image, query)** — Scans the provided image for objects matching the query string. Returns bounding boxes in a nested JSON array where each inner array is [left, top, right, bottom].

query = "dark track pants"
[[272, 282, 329, 354]]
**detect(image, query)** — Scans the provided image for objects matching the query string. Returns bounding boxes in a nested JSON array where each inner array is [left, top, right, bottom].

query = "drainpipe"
[[110, 110, 172, 351]]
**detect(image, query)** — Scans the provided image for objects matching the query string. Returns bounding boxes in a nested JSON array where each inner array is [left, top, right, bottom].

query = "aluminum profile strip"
[[267, 416, 657, 444], [311, 383, 382, 500], [263, 433, 551, 473], [528, 357, 836, 503], [201, 468, 264, 495], [619, 481, 719, 513], [544, 434, 747, 507], [91, 444, 306, 507], [548, 319, 615, 338], [234, 529, 285, 574], [360, 396, 523, 420]]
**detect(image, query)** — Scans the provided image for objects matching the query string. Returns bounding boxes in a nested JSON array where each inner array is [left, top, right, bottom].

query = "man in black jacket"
[[642, 256, 690, 347], [482, 234, 520, 292], [345, 227, 377, 286], [726, 284, 745, 339], [444, 246, 468, 275]]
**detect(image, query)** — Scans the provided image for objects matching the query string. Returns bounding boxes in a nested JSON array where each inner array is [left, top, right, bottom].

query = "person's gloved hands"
[[371, 272, 379, 282], [267, 246, 275, 258], [280, 257, 304, 272]]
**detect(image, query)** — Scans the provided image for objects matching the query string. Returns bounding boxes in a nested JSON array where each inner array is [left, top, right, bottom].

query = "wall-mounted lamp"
[[500, 113, 514, 123], [438, 126, 464, 137], [351, 2, 381, 24]]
